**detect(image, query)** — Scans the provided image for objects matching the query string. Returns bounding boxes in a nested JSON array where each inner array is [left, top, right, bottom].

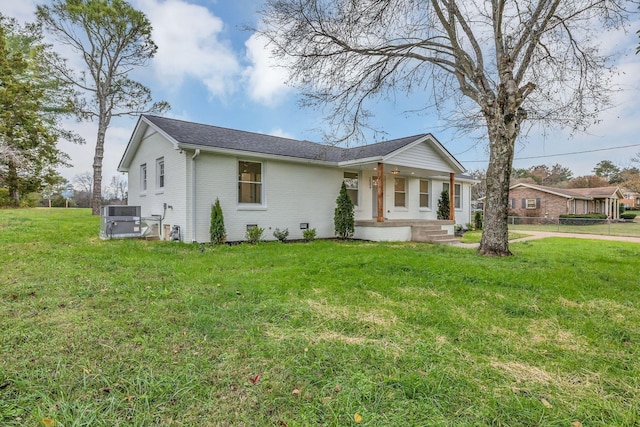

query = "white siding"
[[355, 171, 473, 225], [126, 132, 188, 239], [386, 141, 452, 172], [124, 131, 474, 241], [191, 152, 344, 242]]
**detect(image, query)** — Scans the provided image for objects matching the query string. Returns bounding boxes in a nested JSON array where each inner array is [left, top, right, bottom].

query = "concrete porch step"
[[411, 225, 460, 244]]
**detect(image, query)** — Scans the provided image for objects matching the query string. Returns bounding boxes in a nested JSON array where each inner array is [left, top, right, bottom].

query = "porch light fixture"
[[391, 167, 400, 175]]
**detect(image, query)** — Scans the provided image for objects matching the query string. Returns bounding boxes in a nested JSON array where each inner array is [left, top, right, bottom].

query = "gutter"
[[191, 149, 200, 242]]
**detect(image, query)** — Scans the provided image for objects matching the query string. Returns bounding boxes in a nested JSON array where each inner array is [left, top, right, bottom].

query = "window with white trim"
[[443, 183, 461, 209], [238, 160, 262, 204], [344, 172, 359, 206], [156, 158, 165, 189], [419, 179, 430, 208], [526, 198, 537, 209], [140, 164, 147, 192], [394, 177, 406, 207]]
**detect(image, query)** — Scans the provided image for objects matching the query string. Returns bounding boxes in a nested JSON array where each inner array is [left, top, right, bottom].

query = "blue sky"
[[2, 0, 640, 185]]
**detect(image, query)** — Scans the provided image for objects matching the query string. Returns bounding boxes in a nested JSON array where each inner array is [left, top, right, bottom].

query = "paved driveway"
[[455, 231, 640, 249]]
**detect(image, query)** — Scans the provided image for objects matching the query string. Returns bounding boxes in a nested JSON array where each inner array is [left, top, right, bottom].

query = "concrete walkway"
[[454, 231, 640, 249]]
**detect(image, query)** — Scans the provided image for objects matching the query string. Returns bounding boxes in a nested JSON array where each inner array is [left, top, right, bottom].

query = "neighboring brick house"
[[620, 189, 640, 208], [508, 183, 624, 219]]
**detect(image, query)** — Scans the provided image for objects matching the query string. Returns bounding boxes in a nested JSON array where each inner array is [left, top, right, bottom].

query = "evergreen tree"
[[334, 181, 354, 239], [210, 198, 226, 244], [38, 0, 169, 214], [437, 190, 450, 220], [0, 16, 76, 206]]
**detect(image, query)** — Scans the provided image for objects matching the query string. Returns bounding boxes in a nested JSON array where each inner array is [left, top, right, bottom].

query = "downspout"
[[191, 149, 201, 242]]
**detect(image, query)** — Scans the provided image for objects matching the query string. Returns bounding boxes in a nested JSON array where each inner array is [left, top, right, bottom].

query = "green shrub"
[[273, 227, 289, 242], [559, 213, 607, 219], [559, 213, 607, 225], [245, 226, 264, 244], [620, 212, 638, 220], [209, 198, 226, 244], [303, 228, 316, 242], [334, 181, 354, 239], [0, 188, 11, 207], [474, 211, 483, 230], [20, 192, 40, 208], [437, 190, 450, 220]]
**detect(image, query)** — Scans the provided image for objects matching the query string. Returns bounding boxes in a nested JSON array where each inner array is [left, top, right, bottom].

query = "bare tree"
[[106, 174, 127, 202], [258, 0, 634, 255], [72, 171, 93, 194], [37, 0, 169, 216]]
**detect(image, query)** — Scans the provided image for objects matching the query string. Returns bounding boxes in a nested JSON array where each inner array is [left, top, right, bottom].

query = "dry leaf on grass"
[[248, 373, 262, 385]]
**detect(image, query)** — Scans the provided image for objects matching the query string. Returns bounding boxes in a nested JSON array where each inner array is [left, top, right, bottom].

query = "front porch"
[[354, 219, 459, 244]]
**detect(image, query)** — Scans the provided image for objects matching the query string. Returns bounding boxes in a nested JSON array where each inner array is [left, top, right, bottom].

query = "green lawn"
[[508, 219, 640, 238], [459, 230, 531, 244], [1, 208, 639, 426]]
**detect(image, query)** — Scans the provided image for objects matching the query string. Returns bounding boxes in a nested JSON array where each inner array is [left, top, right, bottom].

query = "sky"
[[2, 0, 640, 187]]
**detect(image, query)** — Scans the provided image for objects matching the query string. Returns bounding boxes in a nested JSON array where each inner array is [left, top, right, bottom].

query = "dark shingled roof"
[[143, 115, 428, 162]]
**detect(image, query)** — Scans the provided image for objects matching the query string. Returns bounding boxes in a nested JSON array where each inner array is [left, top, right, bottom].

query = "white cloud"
[[267, 128, 296, 139], [56, 119, 132, 183], [135, 0, 241, 98], [244, 32, 292, 106], [0, 0, 38, 23]]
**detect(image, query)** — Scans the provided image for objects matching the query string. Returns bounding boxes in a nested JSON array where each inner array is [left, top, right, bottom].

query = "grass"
[[1, 208, 640, 426], [508, 220, 640, 238], [459, 230, 531, 244]]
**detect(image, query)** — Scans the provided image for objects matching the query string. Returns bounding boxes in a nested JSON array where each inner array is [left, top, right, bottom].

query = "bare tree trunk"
[[478, 131, 515, 256], [478, 77, 523, 256], [7, 161, 20, 207], [91, 113, 109, 215]]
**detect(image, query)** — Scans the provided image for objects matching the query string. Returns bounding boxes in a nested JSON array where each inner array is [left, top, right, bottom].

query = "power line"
[[460, 143, 640, 163]]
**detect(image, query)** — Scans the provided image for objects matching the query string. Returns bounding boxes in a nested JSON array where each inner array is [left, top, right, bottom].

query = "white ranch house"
[[118, 115, 476, 243]]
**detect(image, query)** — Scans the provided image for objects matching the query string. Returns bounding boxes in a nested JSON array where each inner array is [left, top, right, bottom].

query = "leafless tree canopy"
[[260, 0, 632, 141], [259, 0, 636, 255]]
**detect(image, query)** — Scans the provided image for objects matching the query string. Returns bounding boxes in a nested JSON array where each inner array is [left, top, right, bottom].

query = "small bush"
[[620, 212, 638, 220], [303, 228, 316, 242], [437, 190, 450, 220], [0, 188, 11, 207], [20, 193, 40, 208], [474, 211, 483, 230], [210, 198, 226, 244], [559, 213, 608, 219], [559, 213, 607, 225], [245, 226, 264, 244], [273, 227, 289, 242], [334, 182, 354, 239]]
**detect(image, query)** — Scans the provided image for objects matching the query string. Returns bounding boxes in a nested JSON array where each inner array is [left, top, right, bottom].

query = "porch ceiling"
[[341, 161, 457, 179]]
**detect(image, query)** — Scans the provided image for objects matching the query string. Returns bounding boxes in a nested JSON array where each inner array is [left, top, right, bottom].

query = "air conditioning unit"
[[100, 205, 142, 239]]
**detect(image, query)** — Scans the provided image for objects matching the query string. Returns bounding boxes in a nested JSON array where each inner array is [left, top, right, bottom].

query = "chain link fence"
[[507, 216, 640, 238]]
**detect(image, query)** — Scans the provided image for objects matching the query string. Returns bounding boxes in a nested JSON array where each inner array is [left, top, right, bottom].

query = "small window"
[[419, 180, 430, 208], [443, 182, 461, 209], [140, 164, 147, 192], [238, 161, 262, 204], [156, 158, 165, 189], [526, 198, 537, 209], [344, 172, 358, 206], [394, 177, 406, 207]]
